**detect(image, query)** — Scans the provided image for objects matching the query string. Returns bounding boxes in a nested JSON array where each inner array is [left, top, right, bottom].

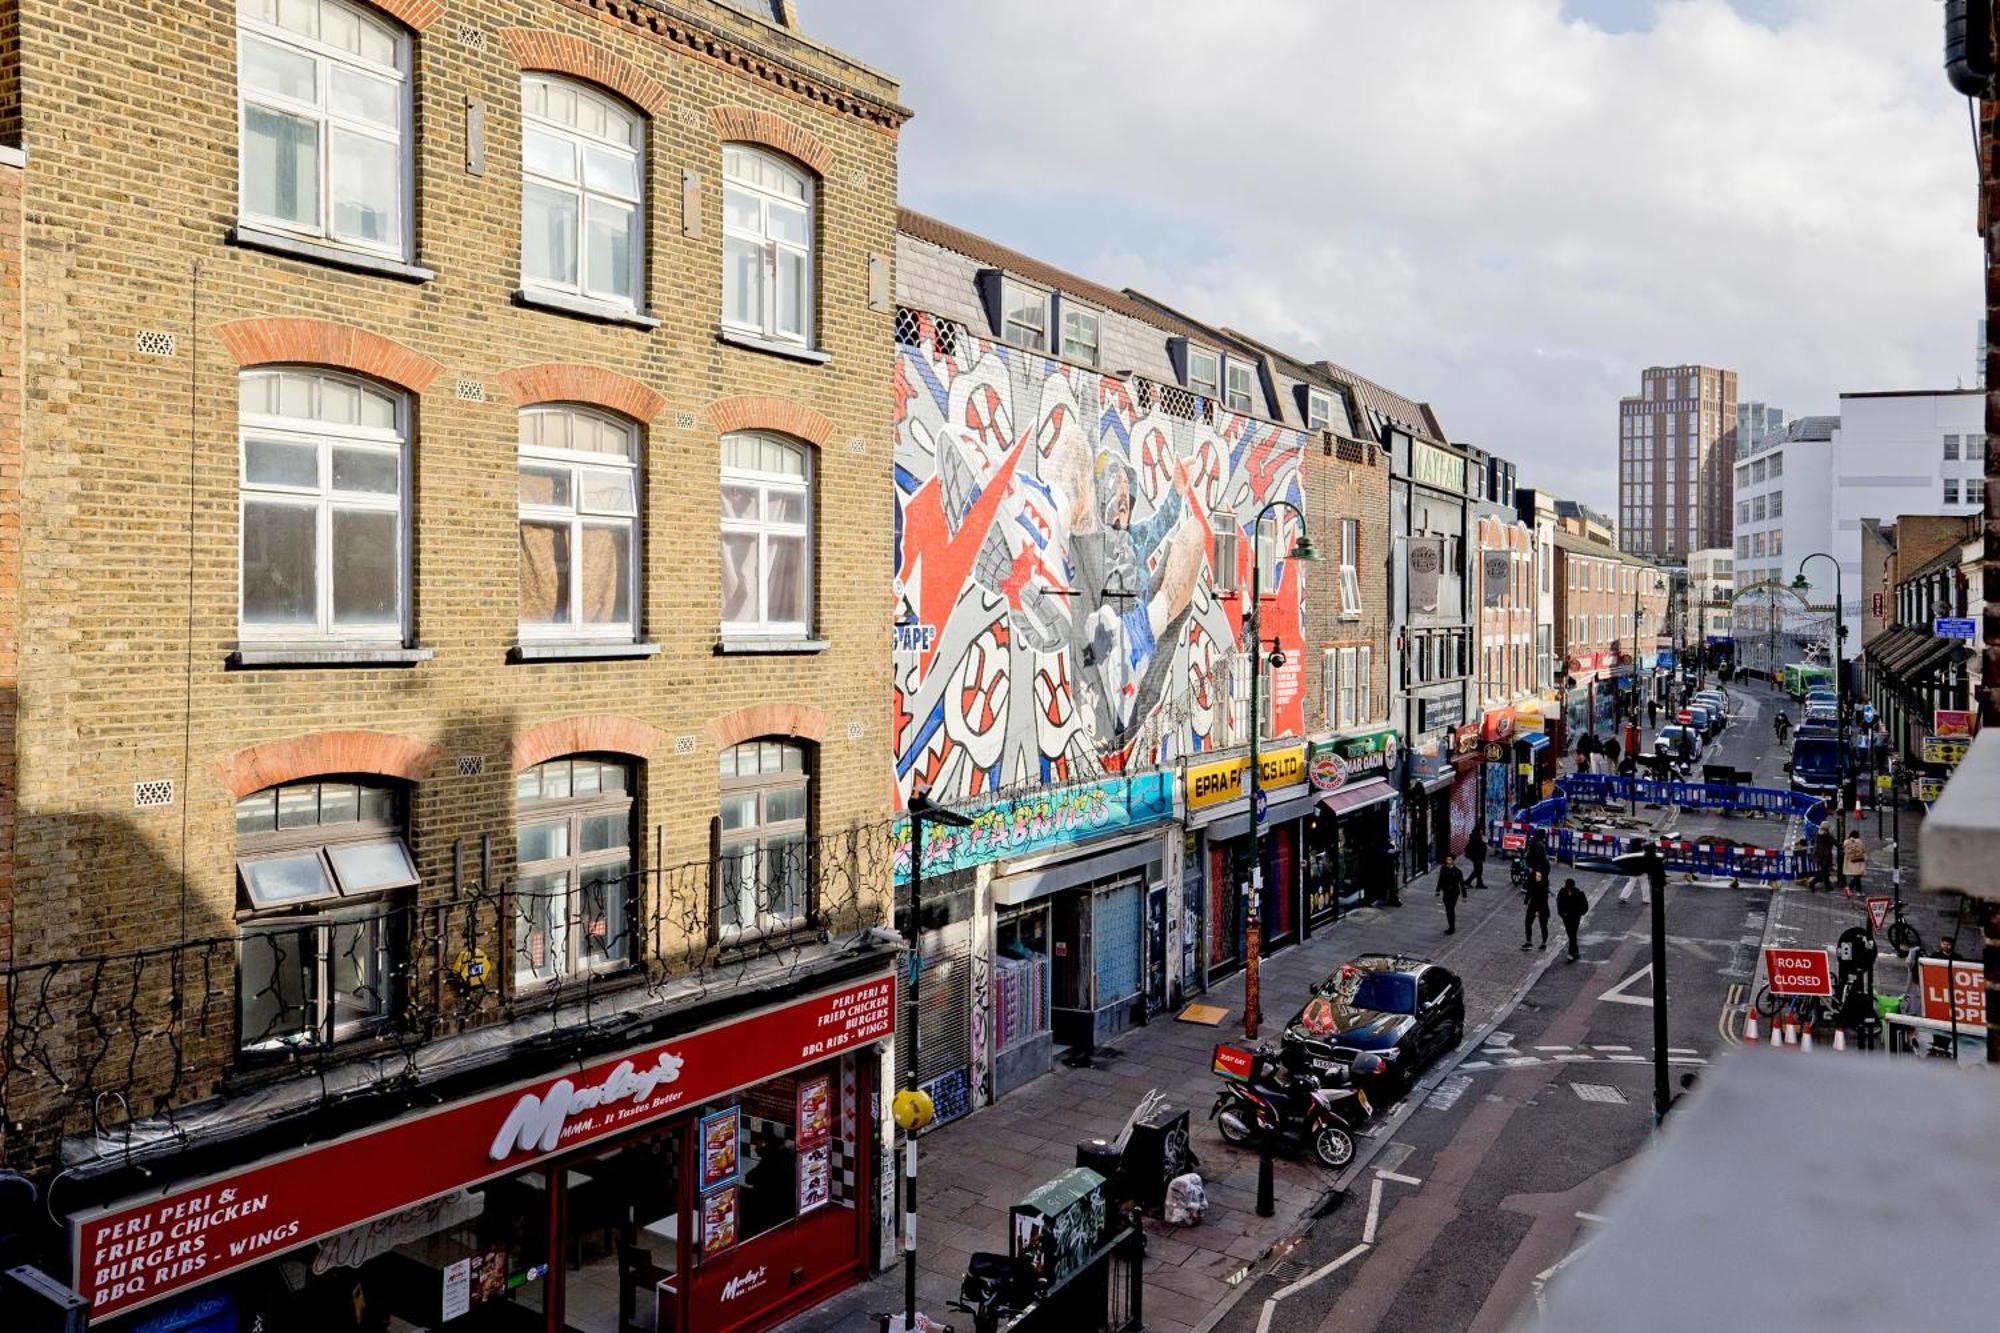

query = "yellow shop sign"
[[1185, 745, 1308, 813]]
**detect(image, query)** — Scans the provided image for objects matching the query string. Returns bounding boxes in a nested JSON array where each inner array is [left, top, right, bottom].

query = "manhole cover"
[[1570, 1082, 1628, 1105]]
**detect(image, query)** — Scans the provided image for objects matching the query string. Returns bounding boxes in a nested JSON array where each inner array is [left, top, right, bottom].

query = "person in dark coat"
[[1524, 831, 1551, 888], [1436, 857, 1465, 934], [1465, 826, 1488, 890], [1603, 737, 1622, 771], [1556, 878, 1588, 961], [1647, 697, 1659, 729], [1522, 867, 1551, 950], [1377, 835, 1403, 907], [1810, 825, 1836, 893]]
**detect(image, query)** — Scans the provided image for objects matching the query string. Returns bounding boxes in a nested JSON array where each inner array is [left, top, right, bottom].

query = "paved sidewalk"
[[779, 859, 1614, 1333]]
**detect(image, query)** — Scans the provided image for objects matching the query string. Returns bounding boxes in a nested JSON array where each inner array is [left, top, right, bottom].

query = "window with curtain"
[[1339, 518, 1362, 615], [720, 432, 812, 637], [518, 406, 640, 639], [514, 755, 635, 987], [238, 0, 409, 257], [722, 144, 814, 345], [235, 776, 416, 1053], [239, 368, 406, 642], [521, 75, 645, 308], [718, 740, 810, 936]]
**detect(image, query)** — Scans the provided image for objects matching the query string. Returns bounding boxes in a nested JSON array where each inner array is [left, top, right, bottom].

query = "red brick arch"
[[707, 703, 827, 750], [499, 28, 669, 115], [214, 731, 441, 800], [710, 105, 833, 177], [704, 395, 833, 448], [215, 318, 442, 394], [360, 0, 444, 31], [506, 715, 667, 773], [497, 364, 666, 423]]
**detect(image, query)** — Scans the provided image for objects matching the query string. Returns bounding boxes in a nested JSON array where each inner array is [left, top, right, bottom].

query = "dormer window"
[[1224, 361, 1255, 414], [1059, 304, 1100, 367], [1307, 390, 1334, 432], [1186, 346, 1220, 399], [1001, 280, 1048, 351]]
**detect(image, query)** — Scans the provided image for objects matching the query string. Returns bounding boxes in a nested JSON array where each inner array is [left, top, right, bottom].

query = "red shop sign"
[[72, 974, 896, 1320]]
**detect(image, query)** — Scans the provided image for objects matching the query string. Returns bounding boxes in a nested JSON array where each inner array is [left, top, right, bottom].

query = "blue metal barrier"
[[1492, 774, 1827, 883]]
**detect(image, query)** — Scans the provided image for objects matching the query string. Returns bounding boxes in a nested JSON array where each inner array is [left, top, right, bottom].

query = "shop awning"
[[991, 830, 1166, 907], [1319, 778, 1395, 817], [1201, 788, 1322, 844]]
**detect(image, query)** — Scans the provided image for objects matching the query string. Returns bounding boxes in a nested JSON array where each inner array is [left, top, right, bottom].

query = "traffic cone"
[[1833, 1027, 1846, 1052], [1784, 1018, 1798, 1045], [1743, 1010, 1759, 1043], [1801, 1027, 1814, 1053]]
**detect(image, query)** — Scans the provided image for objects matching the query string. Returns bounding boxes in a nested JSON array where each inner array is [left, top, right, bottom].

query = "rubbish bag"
[[1163, 1172, 1207, 1226]]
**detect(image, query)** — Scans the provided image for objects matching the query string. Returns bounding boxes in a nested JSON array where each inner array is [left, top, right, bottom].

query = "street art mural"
[[894, 312, 1310, 804]]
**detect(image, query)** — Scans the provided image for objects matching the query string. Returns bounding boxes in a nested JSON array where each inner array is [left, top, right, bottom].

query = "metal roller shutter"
[[895, 915, 974, 1129]]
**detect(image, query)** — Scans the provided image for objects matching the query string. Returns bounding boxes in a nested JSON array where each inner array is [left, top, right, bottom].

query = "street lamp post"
[[1793, 555, 1847, 849], [900, 790, 972, 1333], [1242, 499, 1319, 1044]]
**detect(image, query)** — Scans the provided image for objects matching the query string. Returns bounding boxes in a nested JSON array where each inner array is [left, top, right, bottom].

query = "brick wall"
[[0, 150, 20, 1048], [1302, 433, 1390, 732], [3, 0, 901, 1154]]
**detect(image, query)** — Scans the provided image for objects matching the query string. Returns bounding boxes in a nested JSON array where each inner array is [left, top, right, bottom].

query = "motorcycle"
[[1210, 1046, 1371, 1169]]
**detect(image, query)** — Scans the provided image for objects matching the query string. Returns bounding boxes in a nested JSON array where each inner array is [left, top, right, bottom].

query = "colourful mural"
[[893, 313, 1310, 804]]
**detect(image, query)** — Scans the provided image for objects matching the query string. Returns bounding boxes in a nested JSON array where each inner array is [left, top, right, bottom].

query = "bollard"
[[1256, 1143, 1276, 1218]]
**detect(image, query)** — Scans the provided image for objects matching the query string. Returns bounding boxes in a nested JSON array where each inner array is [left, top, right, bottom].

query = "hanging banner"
[[1482, 550, 1511, 608], [891, 771, 1173, 884], [1408, 538, 1443, 614], [1933, 710, 1976, 738]]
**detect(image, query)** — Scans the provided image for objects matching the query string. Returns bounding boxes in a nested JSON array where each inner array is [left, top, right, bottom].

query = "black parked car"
[[1281, 954, 1466, 1096]]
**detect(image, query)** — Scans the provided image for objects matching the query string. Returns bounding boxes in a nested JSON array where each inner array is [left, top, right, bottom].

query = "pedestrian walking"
[[1466, 826, 1488, 890], [1603, 737, 1622, 771], [1840, 831, 1867, 898], [1811, 825, 1835, 892], [1525, 830, 1551, 889], [1437, 857, 1465, 934], [1522, 867, 1551, 951], [1377, 835, 1403, 908], [1647, 697, 1659, 730], [1556, 877, 1588, 961]]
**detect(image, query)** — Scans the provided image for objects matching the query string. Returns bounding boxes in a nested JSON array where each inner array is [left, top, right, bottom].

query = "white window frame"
[[1058, 303, 1099, 366], [1223, 360, 1256, 414], [514, 755, 636, 988], [1338, 518, 1362, 616], [1186, 346, 1221, 399], [1211, 512, 1241, 594], [719, 740, 811, 938], [722, 144, 816, 347], [517, 406, 642, 642], [238, 0, 412, 261], [239, 368, 408, 644], [520, 74, 646, 310], [1254, 515, 1281, 592], [1336, 646, 1358, 729], [1307, 390, 1334, 432], [720, 431, 814, 639], [998, 279, 1049, 351]]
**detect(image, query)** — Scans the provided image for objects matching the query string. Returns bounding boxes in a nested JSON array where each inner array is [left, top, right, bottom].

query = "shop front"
[[1185, 744, 1311, 976], [1403, 742, 1455, 879], [1303, 727, 1398, 921], [77, 973, 896, 1333], [1447, 724, 1482, 860], [1477, 708, 1516, 827]]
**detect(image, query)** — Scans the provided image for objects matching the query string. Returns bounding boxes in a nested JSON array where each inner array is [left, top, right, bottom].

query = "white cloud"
[[803, 0, 1979, 515]]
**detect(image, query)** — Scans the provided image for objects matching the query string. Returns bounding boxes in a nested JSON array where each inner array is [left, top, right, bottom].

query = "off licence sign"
[[1917, 958, 1986, 1027], [1763, 947, 1833, 997]]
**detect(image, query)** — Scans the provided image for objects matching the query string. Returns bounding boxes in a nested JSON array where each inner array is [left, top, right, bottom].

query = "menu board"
[[701, 1185, 739, 1256], [798, 1145, 831, 1214], [796, 1077, 831, 1147], [700, 1108, 741, 1190]]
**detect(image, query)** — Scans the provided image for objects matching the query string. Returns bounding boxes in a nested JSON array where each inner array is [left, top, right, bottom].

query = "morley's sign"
[[1185, 745, 1307, 813], [73, 975, 895, 1320]]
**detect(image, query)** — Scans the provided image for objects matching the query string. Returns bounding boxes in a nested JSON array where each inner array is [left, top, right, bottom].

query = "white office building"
[[1732, 416, 1835, 593], [1829, 390, 1986, 645]]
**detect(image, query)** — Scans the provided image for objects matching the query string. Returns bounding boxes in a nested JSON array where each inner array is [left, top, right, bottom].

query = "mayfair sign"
[[1412, 442, 1468, 494]]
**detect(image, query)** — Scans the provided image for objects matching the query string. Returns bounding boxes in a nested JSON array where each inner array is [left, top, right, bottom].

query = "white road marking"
[[1362, 1176, 1384, 1244], [1555, 1053, 1595, 1062], [1459, 1060, 1493, 1070], [1592, 1044, 1633, 1051], [1598, 965, 1656, 1007], [1533, 1045, 1572, 1052], [1607, 1054, 1647, 1062], [1376, 1170, 1424, 1186], [1575, 1211, 1605, 1222], [1270, 1242, 1372, 1302]]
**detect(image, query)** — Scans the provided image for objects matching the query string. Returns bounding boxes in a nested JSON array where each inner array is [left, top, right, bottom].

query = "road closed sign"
[[1763, 947, 1833, 997], [1917, 958, 1986, 1027]]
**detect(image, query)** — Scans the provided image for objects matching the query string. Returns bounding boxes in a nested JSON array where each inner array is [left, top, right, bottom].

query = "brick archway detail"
[[215, 731, 441, 800], [499, 29, 669, 115], [704, 395, 833, 448], [707, 703, 827, 750], [215, 318, 442, 394], [361, 0, 445, 31], [710, 105, 833, 177], [498, 364, 666, 423], [506, 715, 667, 773]]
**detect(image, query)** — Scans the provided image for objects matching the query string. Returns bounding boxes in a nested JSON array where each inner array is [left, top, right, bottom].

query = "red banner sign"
[[73, 974, 896, 1320], [1762, 948, 1833, 998], [1918, 958, 1986, 1027]]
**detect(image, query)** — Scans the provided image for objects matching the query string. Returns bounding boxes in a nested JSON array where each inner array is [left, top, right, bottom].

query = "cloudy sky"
[[804, 0, 1980, 515]]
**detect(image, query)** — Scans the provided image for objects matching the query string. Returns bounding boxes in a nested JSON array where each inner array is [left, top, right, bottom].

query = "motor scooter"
[[1210, 1046, 1370, 1169]]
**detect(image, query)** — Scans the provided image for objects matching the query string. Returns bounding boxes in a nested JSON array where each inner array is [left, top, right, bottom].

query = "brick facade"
[[0, 0, 903, 1163], [1302, 431, 1391, 736]]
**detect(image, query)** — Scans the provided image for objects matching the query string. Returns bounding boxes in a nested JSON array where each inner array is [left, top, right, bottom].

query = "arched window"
[[521, 75, 645, 309], [238, 0, 411, 258], [720, 432, 812, 638], [239, 368, 408, 642], [514, 754, 636, 986], [234, 775, 417, 1053], [518, 406, 641, 639], [717, 739, 810, 936], [721, 145, 814, 346]]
